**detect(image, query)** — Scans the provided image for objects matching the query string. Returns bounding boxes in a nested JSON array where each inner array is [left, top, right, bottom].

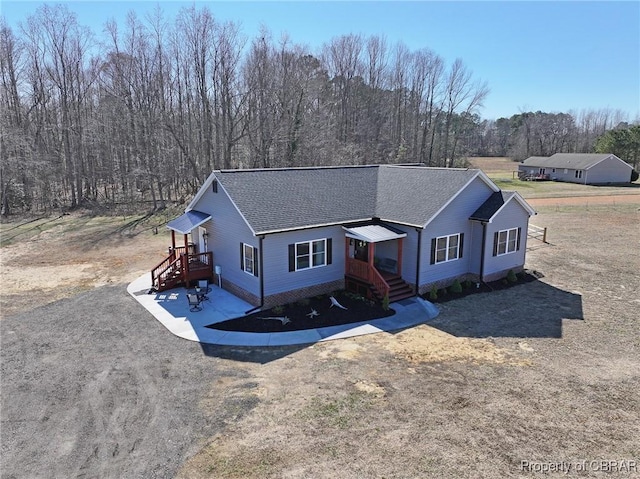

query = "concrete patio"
[[127, 273, 439, 346]]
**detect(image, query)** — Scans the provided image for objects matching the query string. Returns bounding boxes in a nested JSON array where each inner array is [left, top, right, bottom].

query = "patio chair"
[[197, 279, 211, 294], [187, 293, 202, 312]]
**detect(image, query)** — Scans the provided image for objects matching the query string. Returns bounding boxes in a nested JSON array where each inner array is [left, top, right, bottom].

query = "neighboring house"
[[519, 153, 634, 184], [154, 164, 536, 308]]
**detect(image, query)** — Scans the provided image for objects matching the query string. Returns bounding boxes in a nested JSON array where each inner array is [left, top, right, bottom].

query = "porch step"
[[373, 273, 414, 303]]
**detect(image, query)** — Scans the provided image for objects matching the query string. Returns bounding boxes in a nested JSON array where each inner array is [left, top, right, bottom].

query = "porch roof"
[[167, 210, 211, 235], [343, 224, 407, 243]]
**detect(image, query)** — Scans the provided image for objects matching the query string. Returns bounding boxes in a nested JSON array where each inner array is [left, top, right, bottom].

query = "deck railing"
[[345, 257, 390, 299], [151, 255, 182, 289], [151, 251, 213, 290]]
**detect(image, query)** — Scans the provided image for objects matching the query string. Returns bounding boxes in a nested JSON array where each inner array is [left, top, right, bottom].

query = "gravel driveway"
[[0, 286, 278, 479]]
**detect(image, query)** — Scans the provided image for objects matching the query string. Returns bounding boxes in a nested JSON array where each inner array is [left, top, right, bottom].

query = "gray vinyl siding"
[[192, 180, 260, 298], [586, 157, 633, 183], [262, 226, 345, 296], [382, 223, 419, 285], [419, 177, 494, 286], [468, 221, 483, 275], [483, 200, 530, 277], [548, 167, 584, 183]]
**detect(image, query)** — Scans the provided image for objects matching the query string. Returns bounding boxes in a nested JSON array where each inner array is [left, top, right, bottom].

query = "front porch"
[[151, 210, 214, 292], [343, 224, 414, 302]]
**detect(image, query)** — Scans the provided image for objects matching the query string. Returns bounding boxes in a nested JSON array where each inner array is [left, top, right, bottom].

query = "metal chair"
[[187, 293, 202, 312], [197, 279, 211, 294]]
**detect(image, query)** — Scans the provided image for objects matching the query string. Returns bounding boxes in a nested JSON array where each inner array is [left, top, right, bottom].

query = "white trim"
[[294, 238, 327, 271], [434, 233, 461, 264], [242, 242, 257, 275], [495, 227, 519, 256], [186, 171, 217, 211], [423, 171, 499, 229], [484, 191, 537, 223], [187, 172, 258, 237]]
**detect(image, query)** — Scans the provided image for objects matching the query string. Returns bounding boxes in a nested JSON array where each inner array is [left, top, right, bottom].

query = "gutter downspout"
[[415, 228, 422, 296], [479, 221, 487, 283], [244, 235, 265, 314]]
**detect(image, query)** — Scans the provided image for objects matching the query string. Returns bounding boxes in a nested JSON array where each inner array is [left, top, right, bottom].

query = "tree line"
[[0, 4, 636, 216]]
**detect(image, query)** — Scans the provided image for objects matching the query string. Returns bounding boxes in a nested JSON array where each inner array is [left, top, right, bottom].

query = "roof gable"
[[470, 190, 536, 222]]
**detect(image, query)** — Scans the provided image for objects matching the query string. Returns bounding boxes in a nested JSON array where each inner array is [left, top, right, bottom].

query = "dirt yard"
[[1, 200, 639, 478]]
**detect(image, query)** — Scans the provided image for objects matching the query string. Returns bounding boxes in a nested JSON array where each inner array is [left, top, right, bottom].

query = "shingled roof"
[[469, 191, 517, 221], [522, 153, 615, 169], [200, 165, 495, 235]]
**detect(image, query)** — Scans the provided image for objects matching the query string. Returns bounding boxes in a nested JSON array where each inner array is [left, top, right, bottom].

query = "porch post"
[[368, 242, 375, 281], [344, 237, 350, 275], [171, 230, 176, 260], [397, 238, 403, 276], [183, 233, 189, 284]]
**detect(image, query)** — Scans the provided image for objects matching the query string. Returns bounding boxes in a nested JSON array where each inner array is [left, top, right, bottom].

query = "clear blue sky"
[[2, 1, 639, 120]]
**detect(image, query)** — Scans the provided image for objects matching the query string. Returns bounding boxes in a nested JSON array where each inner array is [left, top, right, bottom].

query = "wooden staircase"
[[373, 272, 414, 303], [151, 252, 213, 292]]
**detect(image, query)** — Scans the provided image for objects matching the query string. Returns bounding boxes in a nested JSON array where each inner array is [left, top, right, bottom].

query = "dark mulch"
[[207, 291, 395, 333], [424, 269, 543, 304]]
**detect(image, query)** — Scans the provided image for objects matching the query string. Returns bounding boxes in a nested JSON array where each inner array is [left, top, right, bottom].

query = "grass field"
[[469, 156, 640, 199]]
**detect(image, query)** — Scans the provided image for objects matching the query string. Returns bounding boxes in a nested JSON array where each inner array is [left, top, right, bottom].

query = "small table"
[[194, 287, 208, 302]]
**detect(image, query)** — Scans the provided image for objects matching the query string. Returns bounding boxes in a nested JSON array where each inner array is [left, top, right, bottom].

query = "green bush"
[[272, 305, 285, 315], [429, 285, 438, 301], [463, 280, 474, 290], [450, 279, 463, 293], [507, 269, 518, 283], [382, 295, 390, 311]]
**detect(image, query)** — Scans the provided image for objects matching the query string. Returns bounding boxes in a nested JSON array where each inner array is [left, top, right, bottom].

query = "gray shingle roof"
[[522, 153, 613, 169], [469, 191, 516, 221], [214, 165, 483, 234]]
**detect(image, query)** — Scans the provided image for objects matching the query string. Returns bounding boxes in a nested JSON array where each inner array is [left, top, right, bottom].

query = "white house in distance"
[[519, 153, 634, 184]]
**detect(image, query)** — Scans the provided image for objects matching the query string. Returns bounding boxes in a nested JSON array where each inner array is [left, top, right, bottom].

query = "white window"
[[434, 233, 461, 263], [575, 170, 583, 179], [295, 239, 326, 270], [242, 243, 257, 275], [495, 228, 519, 256]]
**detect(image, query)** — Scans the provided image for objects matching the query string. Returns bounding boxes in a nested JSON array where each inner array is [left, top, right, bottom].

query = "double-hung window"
[[431, 233, 463, 264], [493, 228, 520, 256], [289, 238, 332, 271], [241, 243, 259, 276]]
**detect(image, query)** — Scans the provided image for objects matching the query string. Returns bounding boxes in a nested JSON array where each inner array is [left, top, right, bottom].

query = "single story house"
[[519, 153, 634, 184], [154, 164, 536, 308]]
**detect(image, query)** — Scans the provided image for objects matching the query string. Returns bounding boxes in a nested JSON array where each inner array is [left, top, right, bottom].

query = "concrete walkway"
[[127, 274, 439, 346]]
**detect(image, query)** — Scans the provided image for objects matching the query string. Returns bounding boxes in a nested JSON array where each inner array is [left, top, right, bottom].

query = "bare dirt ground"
[[1, 201, 639, 478]]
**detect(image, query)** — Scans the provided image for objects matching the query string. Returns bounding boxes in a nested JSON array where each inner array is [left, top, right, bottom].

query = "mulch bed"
[[424, 269, 543, 304], [207, 291, 395, 333]]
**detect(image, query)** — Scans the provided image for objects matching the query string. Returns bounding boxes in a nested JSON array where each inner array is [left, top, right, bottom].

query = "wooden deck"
[[151, 252, 214, 292]]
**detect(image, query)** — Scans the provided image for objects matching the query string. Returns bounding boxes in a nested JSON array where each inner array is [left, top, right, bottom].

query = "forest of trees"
[[0, 4, 637, 215]]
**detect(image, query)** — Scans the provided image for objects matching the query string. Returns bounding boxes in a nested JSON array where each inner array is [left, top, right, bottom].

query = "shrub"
[[429, 285, 438, 301], [463, 280, 474, 290], [450, 279, 463, 294], [297, 298, 310, 307], [631, 169, 639, 183], [382, 295, 390, 311], [507, 269, 518, 283], [272, 305, 285, 315]]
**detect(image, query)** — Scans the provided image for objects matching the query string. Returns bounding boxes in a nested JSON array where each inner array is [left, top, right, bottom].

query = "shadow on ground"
[[200, 344, 309, 364], [429, 279, 583, 338]]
